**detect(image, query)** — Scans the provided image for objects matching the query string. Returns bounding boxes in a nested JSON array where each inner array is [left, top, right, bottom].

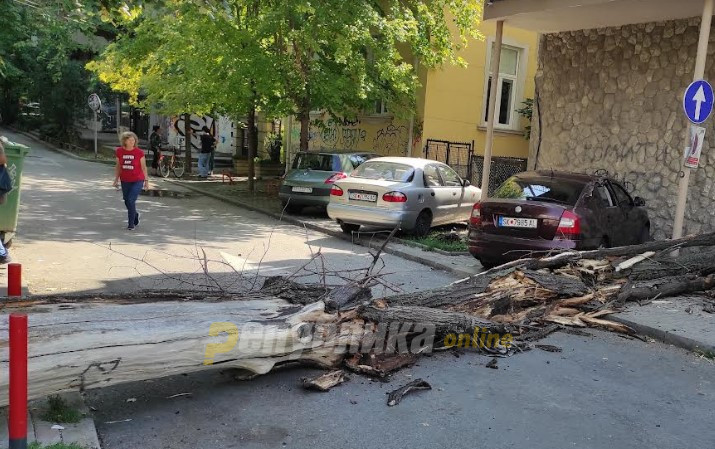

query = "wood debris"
[[302, 370, 348, 392], [386, 379, 432, 406]]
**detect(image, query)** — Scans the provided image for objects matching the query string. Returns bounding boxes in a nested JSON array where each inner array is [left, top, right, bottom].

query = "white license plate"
[[349, 192, 377, 202], [498, 216, 538, 229], [292, 186, 313, 193]]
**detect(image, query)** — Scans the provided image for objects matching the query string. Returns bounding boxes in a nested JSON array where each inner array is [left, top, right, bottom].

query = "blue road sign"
[[683, 80, 714, 124]]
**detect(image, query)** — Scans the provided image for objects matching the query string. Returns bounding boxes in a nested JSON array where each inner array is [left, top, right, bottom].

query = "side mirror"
[[634, 196, 646, 207], [462, 179, 471, 187]]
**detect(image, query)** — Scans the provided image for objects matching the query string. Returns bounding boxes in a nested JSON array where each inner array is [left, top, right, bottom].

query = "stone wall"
[[531, 18, 715, 239]]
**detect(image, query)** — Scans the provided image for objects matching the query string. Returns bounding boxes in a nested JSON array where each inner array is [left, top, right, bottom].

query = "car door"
[[436, 164, 468, 222], [590, 181, 621, 247], [608, 181, 639, 245], [422, 164, 450, 224]]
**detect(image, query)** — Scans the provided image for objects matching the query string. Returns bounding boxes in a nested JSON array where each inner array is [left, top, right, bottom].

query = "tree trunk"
[[183, 113, 192, 174], [247, 104, 256, 193], [299, 106, 310, 152], [0, 298, 365, 407]]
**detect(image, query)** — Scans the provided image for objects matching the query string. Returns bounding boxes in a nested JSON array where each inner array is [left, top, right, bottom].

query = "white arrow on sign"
[[693, 85, 707, 121]]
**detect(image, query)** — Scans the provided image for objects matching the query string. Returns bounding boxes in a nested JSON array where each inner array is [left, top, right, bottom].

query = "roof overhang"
[[484, 0, 709, 33]]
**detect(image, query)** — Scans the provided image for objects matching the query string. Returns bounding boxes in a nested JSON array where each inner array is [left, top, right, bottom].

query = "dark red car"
[[468, 171, 651, 268]]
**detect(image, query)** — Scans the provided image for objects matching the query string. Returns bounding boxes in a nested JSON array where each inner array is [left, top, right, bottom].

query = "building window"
[[483, 43, 524, 130], [373, 99, 389, 115]]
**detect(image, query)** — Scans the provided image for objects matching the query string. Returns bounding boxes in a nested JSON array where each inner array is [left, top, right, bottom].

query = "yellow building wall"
[[421, 22, 538, 159], [286, 114, 412, 158]]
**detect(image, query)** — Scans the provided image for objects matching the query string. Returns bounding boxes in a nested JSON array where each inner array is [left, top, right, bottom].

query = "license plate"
[[292, 186, 313, 193], [498, 216, 538, 229], [349, 192, 377, 202]]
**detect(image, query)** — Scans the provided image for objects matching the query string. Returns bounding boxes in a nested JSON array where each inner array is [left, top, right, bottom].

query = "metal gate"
[[424, 139, 474, 180], [472, 156, 528, 195]]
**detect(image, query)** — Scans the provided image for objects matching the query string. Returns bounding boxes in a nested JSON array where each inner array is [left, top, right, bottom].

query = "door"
[[437, 164, 469, 222], [591, 182, 621, 247], [423, 164, 450, 224], [608, 181, 639, 245]]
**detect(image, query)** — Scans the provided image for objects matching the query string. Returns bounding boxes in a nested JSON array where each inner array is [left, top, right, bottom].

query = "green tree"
[[0, 1, 109, 138], [89, 0, 484, 185]]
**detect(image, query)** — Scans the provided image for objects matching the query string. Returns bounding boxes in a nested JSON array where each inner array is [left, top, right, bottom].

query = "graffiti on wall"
[[310, 118, 367, 150], [169, 114, 236, 153], [373, 124, 408, 156]]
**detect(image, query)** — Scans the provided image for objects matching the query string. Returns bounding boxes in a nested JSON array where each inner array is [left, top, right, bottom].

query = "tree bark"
[[0, 298, 364, 407], [247, 104, 256, 193], [299, 106, 310, 152], [183, 113, 192, 174]]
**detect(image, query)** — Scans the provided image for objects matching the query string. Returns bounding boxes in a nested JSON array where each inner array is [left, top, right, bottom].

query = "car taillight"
[[382, 192, 407, 203], [325, 172, 347, 184], [470, 203, 482, 227], [555, 210, 581, 240], [330, 185, 344, 196]]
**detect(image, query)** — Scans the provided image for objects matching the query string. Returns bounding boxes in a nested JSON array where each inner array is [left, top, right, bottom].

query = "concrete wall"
[[532, 18, 715, 239]]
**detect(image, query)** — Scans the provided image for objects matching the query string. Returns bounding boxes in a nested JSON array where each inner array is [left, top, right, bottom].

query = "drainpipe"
[[480, 20, 504, 200], [672, 0, 714, 244]]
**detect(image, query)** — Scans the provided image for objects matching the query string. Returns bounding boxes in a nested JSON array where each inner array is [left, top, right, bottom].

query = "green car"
[[280, 151, 378, 214]]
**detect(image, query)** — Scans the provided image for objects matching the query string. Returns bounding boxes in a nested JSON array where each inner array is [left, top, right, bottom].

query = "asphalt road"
[[87, 330, 715, 449], [2, 128, 456, 296]]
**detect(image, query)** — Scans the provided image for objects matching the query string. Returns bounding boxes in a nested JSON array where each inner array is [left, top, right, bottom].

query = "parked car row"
[[280, 151, 652, 268]]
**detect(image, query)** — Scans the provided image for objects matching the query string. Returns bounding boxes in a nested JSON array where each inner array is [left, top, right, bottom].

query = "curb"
[[166, 179, 477, 279], [609, 315, 715, 356], [141, 188, 192, 199], [396, 237, 470, 256], [6, 127, 115, 166]]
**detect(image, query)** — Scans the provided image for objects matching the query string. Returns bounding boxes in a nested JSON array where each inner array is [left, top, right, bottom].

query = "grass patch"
[[403, 231, 468, 253], [39, 395, 82, 424], [29, 443, 87, 449]]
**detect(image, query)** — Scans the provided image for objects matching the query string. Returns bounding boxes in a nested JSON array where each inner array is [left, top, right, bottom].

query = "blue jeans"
[[0, 238, 7, 258], [198, 153, 210, 177], [121, 181, 144, 228]]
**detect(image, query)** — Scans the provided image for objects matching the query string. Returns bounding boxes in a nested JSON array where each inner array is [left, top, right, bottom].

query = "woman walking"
[[113, 132, 148, 230]]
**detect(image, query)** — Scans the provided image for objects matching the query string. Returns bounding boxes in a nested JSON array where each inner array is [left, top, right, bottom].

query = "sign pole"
[[94, 109, 98, 159], [672, 0, 714, 243]]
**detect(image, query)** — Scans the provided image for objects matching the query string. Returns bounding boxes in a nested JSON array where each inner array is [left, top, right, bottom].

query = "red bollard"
[[7, 263, 21, 297], [9, 314, 28, 449]]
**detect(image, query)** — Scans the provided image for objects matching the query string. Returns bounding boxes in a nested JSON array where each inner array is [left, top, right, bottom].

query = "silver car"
[[327, 157, 482, 236]]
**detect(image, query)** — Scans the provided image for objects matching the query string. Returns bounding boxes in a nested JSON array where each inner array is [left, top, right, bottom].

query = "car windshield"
[[493, 176, 585, 205], [292, 153, 340, 171], [351, 161, 414, 182]]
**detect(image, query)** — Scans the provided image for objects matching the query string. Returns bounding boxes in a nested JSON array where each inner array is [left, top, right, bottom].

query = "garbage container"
[[0, 137, 29, 246]]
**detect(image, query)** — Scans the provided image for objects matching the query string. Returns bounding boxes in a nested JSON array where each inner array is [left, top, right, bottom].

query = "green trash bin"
[[0, 137, 30, 246]]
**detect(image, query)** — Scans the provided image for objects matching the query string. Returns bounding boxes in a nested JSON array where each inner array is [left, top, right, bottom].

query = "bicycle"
[[157, 144, 186, 178]]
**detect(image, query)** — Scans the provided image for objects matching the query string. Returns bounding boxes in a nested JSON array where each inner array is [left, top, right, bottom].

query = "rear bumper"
[[279, 185, 331, 206], [327, 202, 419, 230], [467, 227, 579, 263]]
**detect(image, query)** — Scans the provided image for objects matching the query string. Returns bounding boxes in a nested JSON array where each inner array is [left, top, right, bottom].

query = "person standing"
[[0, 139, 10, 263], [149, 125, 162, 176], [198, 126, 215, 179], [113, 131, 148, 230]]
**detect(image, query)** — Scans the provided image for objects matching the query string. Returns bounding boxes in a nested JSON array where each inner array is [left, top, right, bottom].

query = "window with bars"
[[483, 44, 523, 129]]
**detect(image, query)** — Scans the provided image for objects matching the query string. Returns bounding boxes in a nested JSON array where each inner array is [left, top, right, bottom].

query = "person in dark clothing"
[[149, 125, 162, 176], [198, 126, 215, 178]]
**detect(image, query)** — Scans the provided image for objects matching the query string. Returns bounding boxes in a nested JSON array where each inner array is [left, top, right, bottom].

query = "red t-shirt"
[[116, 147, 146, 182]]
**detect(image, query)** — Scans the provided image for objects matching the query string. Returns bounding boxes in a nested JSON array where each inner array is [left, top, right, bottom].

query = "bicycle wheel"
[[172, 159, 186, 178], [159, 158, 171, 178]]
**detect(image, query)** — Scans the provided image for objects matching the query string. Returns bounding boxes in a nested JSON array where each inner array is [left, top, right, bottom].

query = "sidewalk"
[[164, 176, 484, 279]]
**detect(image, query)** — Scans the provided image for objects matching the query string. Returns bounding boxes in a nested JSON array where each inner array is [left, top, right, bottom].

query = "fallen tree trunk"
[[0, 298, 364, 407]]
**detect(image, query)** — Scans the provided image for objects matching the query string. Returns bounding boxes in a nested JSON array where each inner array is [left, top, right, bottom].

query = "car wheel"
[[597, 237, 610, 250], [639, 226, 652, 243], [411, 210, 432, 237], [281, 201, 302, 215], [340, 223, 360, 234]]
